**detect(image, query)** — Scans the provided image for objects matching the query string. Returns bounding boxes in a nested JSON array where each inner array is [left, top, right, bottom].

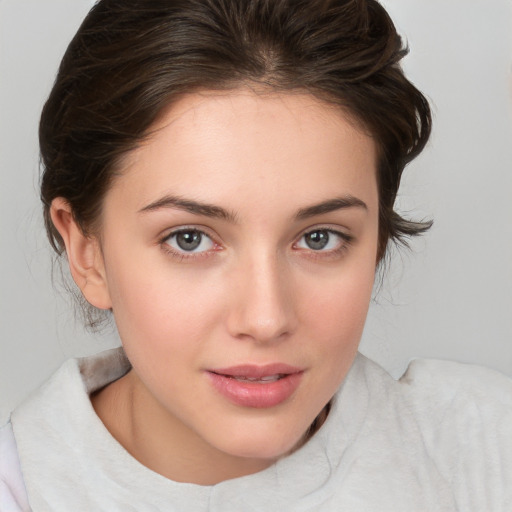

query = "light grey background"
[[1, 0, 511, 424]]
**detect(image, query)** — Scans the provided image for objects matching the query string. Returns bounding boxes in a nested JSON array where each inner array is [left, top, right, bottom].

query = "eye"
[[295, 229, 350, 252], [164, 229, 215, 253]]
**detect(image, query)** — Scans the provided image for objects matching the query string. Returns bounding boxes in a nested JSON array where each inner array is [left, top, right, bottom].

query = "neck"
[[91, 369, 276, 485]]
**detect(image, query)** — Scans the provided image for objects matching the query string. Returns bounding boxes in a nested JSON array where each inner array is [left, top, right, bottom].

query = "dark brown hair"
[[40, 0, 431, 266]]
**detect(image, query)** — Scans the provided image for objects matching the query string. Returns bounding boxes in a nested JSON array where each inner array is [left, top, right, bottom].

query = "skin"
[[51, 89, 379, 485]]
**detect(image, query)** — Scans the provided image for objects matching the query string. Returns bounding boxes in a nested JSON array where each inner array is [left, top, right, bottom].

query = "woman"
[[1, 0, 511, 510]]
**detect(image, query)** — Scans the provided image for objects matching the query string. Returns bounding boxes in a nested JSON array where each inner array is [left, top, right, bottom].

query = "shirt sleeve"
[[0, 422, 30, 512]]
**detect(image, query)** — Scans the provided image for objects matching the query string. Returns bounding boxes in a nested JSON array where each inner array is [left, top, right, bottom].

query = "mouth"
[[209, 363, 302, 379], [206, 364, 304, 408], [219, 373, 288, 383]]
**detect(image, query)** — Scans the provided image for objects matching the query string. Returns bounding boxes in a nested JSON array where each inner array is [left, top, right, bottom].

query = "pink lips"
[[206, 363, 303, 408]]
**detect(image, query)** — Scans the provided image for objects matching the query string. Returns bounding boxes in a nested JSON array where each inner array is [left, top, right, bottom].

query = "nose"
[[226, 252, 297, 344]]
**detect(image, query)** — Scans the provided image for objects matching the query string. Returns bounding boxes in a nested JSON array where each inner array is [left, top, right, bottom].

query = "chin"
[[212, 420, 309, 462]]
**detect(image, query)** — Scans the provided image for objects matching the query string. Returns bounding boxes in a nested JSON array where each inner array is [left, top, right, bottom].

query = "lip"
[[206, 363, 304, 408]]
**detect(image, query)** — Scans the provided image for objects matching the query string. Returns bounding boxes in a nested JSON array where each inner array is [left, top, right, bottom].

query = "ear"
[[50, 198, 112, 310]]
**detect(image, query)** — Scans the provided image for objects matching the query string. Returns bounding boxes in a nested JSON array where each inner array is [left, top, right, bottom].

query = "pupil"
[[176, 231, 201, 251], [306, 230, 329, 250]]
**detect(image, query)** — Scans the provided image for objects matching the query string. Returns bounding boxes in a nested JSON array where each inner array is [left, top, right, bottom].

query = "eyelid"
[[158, 223, 353, 262], [159, 224, 219, 242], [292, 225, 354, 256], [294, 224, 353, 244], [159, 225, 223, 260]]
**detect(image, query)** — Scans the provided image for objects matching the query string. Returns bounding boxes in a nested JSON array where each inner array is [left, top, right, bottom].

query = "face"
[[88, 90, 379, 469]]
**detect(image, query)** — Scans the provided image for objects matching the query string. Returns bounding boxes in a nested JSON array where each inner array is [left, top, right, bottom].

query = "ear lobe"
[[50, 198, 112, 310]]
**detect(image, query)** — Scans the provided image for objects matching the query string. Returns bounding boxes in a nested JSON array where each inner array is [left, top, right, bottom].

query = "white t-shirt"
[[1, 348, 511, 511]]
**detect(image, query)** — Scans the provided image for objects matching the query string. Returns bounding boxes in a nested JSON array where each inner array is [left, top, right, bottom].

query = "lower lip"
[[206, 371, 303, 408]]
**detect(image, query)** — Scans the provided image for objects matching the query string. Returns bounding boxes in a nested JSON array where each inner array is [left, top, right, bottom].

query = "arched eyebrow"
[[139, 194, 238, 222], [295, 196, 367, 219], [138, 194, 367, 222]]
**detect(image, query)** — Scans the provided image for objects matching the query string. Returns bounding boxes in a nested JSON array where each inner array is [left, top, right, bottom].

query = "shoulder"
[[401, 357, 512, 392], [396, 358, 512, 460], [397, 358, 512, 510], [7, 349, 130, 511], [0, 422, 30, 511], [399, 358, 512, 419]]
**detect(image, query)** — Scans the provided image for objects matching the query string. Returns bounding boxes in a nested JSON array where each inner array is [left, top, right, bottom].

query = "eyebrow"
[[139, 194, 367, 222], [139, 195, 238, 222], [295, 196, 367, 219]]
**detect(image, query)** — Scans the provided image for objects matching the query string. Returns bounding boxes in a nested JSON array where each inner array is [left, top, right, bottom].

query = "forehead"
[[110, 89, 378, 216]]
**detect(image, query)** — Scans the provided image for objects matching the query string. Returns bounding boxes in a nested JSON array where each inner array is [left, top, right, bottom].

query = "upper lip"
[[208, 363, 303, 379]]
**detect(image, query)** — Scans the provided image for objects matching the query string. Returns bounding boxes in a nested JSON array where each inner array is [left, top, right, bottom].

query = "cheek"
[[301, 256, 376, 363], [104, 252, 226, 355], [107, 271, 217, 400], [311, 284, 371, 353]]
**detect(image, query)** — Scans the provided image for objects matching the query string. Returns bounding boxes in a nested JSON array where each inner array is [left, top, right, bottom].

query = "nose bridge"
[[227, 246, 296, 343]]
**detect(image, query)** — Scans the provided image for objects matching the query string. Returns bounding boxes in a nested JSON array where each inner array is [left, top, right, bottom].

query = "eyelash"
[[293, 228, 354, 261], [159, 227, 221, 261], [159, 226, 354, 262]]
